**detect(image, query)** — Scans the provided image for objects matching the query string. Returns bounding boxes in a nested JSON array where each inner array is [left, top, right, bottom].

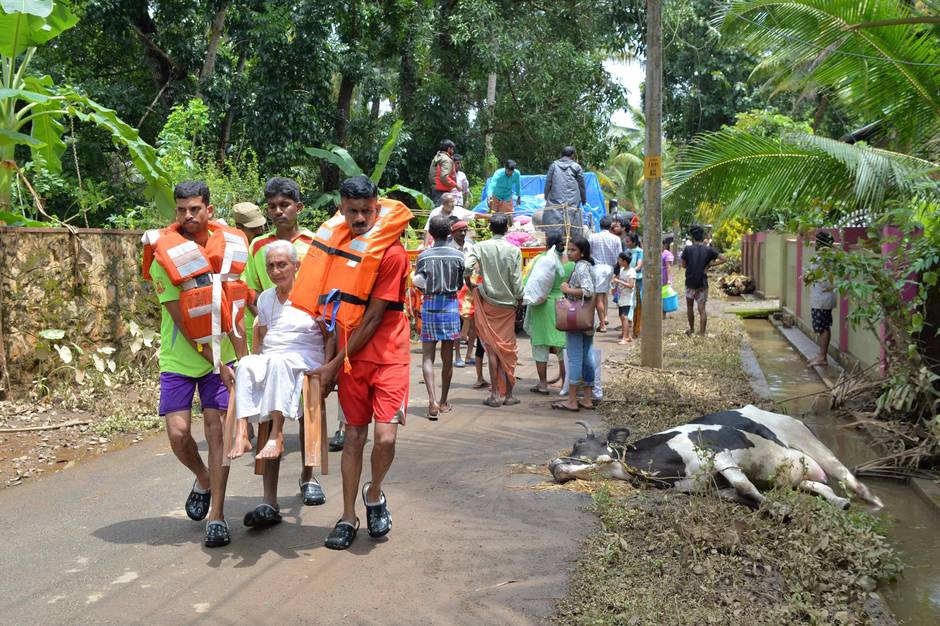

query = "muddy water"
[[743, 319, 940, 625]]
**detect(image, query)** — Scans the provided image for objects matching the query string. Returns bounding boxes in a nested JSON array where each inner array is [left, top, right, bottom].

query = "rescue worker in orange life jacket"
[[144, 181, 248, 548]]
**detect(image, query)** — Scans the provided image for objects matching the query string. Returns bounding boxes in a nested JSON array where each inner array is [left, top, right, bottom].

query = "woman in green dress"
[[523, 233, 573, 394]]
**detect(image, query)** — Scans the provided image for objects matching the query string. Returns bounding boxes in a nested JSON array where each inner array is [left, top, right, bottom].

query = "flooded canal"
[[743, 319, 940, 625]]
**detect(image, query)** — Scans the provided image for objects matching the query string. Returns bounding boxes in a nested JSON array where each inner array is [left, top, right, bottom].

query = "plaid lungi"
[[421, 294, 461, 342]]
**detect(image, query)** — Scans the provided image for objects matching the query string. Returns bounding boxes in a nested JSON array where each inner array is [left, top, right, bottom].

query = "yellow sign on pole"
[[644, 155, 662, 179]]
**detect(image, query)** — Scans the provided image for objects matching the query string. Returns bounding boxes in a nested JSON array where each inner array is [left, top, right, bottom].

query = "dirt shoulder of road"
[[553, 291, 901, 625], [0, 381, 162, 488]]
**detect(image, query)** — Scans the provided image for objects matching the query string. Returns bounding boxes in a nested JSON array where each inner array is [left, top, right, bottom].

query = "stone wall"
[[0, 227, 159, 393]]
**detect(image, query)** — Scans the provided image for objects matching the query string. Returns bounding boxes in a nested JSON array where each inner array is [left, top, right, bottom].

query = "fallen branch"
[[0, 419, 90, 433]]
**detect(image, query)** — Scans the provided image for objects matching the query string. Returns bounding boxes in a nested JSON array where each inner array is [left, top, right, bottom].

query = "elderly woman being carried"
[[228, 240, 336, 527]]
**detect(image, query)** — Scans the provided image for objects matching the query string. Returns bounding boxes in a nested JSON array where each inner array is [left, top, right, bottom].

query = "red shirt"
[[339, 241, 410, 364]]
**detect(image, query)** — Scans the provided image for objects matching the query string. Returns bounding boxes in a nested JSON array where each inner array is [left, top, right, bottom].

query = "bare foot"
[[256, 435, 283, 460], [473, 380, 490, 389], [228, 433, 253, 460], [618, 338, 632, 345]]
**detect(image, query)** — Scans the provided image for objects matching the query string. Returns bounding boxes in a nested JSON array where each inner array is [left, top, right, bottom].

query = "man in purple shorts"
[[142, 181, 248, 548]]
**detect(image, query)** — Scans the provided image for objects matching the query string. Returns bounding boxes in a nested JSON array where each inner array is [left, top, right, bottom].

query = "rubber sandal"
[[551, 402, 580, 412], [204, 520, 231, 548], [328, 429, 345, 452], [243, 503, 282, 528], [529, 386, 550, 395], [454, 358, 466, 368], [299, 478, 326, 506], [362, 482, 392, 538], [482, 397, 502, 408], [185, 481, 211, 521], [503, 398, 521, 406], [324, 519, 359, 550], [472, 380, 490, 389], [465, 358, 477, 365]]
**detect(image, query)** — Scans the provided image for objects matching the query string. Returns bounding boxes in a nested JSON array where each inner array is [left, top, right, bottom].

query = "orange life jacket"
[[141, 221, 249, 369], [290, 198, 413, 333]]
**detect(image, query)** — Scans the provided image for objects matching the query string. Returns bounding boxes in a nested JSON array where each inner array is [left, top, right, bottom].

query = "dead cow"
[[548, 405, 883, 510]]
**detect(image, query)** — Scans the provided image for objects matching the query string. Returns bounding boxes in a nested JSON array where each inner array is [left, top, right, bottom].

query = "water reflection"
[[743, 319, 940, 625]]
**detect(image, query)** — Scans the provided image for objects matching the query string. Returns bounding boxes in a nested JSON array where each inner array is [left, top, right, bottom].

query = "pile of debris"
[[718, 273, 755, 296]]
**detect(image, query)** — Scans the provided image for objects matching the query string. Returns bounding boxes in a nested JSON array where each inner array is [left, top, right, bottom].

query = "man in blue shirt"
[[488, 159, 522, 214]]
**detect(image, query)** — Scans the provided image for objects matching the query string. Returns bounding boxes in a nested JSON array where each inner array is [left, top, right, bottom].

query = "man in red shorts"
[[315, 176, 411, 550]]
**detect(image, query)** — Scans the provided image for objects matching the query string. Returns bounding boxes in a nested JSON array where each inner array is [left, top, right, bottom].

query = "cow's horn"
[[575, 420, 594, 438]]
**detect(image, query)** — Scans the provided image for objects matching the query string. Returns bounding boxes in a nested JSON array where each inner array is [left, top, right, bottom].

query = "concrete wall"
[[742, 229, 884, 371], [0, 227, 159, 390]]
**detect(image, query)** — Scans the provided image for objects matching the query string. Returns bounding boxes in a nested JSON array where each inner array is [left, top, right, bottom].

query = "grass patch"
[[555, 487, 900, 625]]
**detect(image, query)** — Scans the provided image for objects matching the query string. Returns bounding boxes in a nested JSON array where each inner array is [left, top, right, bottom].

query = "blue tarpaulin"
[[472, 172, 607, 233]]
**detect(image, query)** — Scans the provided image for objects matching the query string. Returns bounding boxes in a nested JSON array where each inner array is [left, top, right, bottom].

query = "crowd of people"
[[142, 139, 730, 553]]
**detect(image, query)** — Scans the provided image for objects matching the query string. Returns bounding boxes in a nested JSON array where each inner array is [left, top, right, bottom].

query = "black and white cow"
[[549, 405, 883, 509]]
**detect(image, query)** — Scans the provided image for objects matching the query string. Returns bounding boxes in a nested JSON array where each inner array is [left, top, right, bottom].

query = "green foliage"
[[719, 0, 940, 157], [0, 0, 172, 222], [815, 205, 940, 426]]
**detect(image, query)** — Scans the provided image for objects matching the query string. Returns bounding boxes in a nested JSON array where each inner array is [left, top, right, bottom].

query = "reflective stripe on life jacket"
[[142, 221, 249, 371], [289, 198, 413, 332]]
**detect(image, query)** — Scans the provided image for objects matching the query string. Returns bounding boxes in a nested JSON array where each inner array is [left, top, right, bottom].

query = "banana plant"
[[304, 118, 433, 212], [0, 0, 174, 223]]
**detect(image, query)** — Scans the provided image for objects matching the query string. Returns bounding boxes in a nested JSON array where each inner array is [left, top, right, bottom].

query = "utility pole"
[[640, 0, 663, 368], [484, 72, 497, 177]]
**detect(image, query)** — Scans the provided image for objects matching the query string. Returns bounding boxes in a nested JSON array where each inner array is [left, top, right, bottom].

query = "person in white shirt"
[[588, 216, 624, 332], [804, 231, 837, 367], [453, 154, 470, 207], [612, 252, 637, 344], [423, 192, 476, 246], [229, 240, 336, 526]]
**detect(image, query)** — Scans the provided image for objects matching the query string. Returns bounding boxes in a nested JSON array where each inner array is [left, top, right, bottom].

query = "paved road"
[[1, 341, 599, 625]]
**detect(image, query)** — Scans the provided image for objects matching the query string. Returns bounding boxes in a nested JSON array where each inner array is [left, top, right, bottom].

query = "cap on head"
[[451, 220, 469, 233], [232, 202, 266, 228]]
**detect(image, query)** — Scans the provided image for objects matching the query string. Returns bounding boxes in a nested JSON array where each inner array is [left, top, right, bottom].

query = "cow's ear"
[[606, 428, 630, 445]]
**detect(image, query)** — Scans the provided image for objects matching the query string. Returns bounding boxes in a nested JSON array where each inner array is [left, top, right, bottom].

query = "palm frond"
[[716, 0, 940, 154], [664, 127, 938, 224]]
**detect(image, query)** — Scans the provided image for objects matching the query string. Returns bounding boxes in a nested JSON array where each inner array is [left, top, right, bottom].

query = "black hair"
[[489, 213, 509, 235], [264, 176, 301, 202], [505, 159, 517, 170], [453, 154, 463, 162], [447, 215, 460, 226], [663, 235, 674, 248], [600, 216, 612, 230], [618, 251, 631, 263], [569, 236, 594, 265], [627, 233, 642, 247], [428, 215, 451, 240], [611, 215, 625, 226], [439, 139, 456, 152], [174, 180, 210, 205], [561, 146, 576, 157], [546, 232, 565, 252], [339, 175, 379, 199], [689, 225, 705, 242]]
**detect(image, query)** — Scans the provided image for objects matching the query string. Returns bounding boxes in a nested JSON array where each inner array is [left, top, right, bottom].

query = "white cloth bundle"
[[522, 251, 564, 306]]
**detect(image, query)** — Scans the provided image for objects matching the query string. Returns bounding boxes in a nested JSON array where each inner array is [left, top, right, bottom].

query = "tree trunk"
[[197, 2, 230, 93], [217, 49, 247, 163], [371, 97, 380, 119], [812, 93, 829, 133], [132, 0, 177, 100], [0, 229, 9, 398], [320, 73, 357, 192], [484, 72, 497, 176]]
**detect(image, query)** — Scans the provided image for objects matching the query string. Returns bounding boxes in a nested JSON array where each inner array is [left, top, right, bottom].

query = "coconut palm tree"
[[665, 0, 940, 223]]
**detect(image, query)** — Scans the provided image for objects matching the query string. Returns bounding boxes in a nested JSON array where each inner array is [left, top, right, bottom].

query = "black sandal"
[[299, 478, 326, 506], [324, 519, 359, 550], [243, 504, 282, 528], [362, 482, 392, 538], [185, 481, 211, 521], [204, 520, 231, 548]]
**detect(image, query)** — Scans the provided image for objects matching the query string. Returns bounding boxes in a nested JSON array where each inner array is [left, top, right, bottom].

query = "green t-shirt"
[[150, 261, 236, 377]]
